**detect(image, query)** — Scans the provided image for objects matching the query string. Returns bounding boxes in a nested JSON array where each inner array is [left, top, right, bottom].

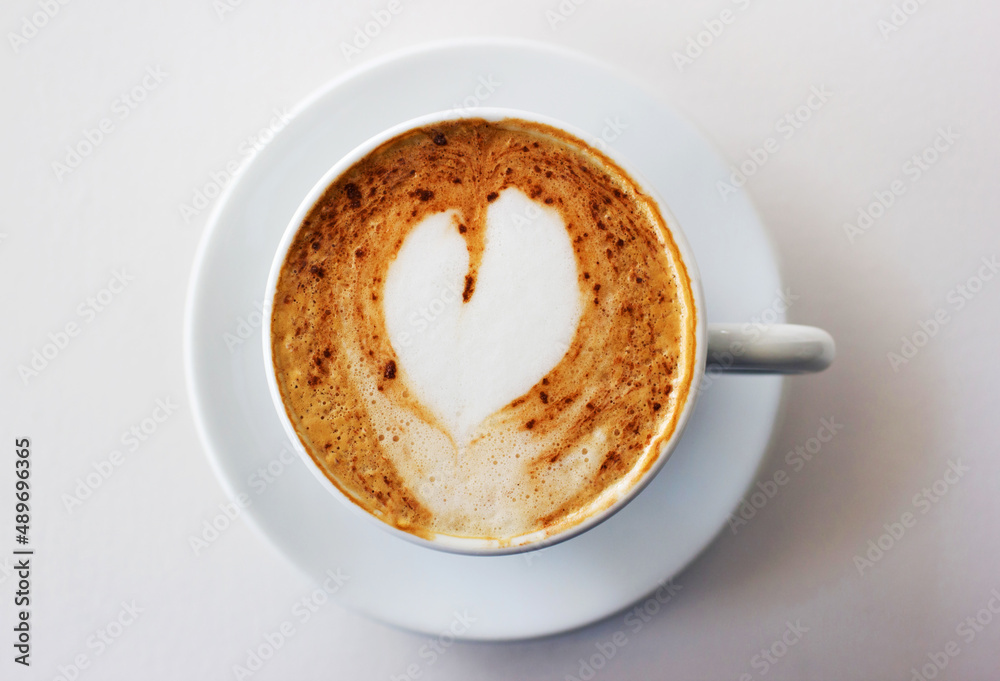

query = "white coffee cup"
[[263, 108, 834, 555]]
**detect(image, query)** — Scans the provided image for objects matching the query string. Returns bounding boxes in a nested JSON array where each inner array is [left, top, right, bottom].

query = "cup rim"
[[262, 107, 707, 556]]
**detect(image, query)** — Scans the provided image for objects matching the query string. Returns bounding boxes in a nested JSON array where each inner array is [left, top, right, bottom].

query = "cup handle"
[[706, 324, 835, 374]]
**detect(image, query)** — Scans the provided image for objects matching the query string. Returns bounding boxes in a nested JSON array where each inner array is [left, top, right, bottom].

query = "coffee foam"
[[270, 118, 697, 544], [383, 188, 582, 447]]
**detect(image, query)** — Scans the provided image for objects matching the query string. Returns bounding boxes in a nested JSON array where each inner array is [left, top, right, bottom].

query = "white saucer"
[[184, 38, 784, 640]]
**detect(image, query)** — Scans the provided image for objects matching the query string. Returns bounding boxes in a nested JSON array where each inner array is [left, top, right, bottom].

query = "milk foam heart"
[[383, 188, 582, 447]]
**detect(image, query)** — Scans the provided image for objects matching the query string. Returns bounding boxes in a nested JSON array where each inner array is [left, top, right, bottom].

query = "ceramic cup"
[[262, 108, 835, 555]]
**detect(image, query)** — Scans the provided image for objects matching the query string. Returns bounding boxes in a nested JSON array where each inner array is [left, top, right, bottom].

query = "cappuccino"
[[270, 117, 697, 545]]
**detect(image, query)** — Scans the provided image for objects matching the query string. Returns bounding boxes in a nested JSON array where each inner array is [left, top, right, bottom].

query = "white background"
[[2, 1, 999, 679]]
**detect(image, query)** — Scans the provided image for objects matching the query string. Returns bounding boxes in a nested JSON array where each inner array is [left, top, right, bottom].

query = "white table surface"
[[2, 1, 999, 679]]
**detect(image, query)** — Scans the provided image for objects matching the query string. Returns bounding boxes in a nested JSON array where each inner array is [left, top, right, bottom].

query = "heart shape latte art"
[[383, 188, 582, 448]]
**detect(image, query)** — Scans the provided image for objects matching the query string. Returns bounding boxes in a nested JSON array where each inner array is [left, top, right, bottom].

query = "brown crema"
[[270, 117, 697, 545]]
